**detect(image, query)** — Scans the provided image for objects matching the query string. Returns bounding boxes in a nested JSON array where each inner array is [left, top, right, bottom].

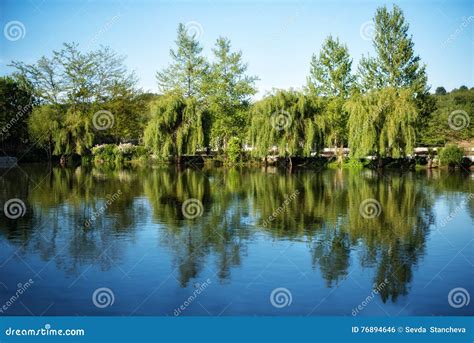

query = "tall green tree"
[[357, 5, 428, 93], [157, 24, 208, 99], [308, 35, 354, 98], [204, 37, 257, 150], [355, 4, 434, 152], [307, 36, 354, 163]]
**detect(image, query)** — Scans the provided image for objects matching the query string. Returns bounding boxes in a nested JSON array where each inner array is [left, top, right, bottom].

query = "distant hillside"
[[419, 87, 473, 147]]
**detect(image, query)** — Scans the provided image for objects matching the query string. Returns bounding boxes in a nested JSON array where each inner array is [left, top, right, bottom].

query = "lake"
[[0, 165, 472, 316]]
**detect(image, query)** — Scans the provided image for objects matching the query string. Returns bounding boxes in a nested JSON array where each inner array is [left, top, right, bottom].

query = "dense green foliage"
[[438, 144, 464, 167], [249, 90, 323, 160], [418, 88, 474, 146], [307, 36, 354, 162], [144, 94, 209, 159], [205, 37, 257, 150], [225, 137, 242, 163], [157, 24, 208, 99], [11, 43, 146, 159], [0, 75, 33, 154], [345, 87, 418, 159], [3, 5, 472, 166]]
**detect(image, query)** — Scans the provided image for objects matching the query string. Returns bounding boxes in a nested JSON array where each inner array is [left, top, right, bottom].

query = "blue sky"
[[0, 0, 472, 97]]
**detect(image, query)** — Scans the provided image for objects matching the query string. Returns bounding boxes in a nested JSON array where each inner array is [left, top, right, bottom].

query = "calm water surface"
[[0, 165, 472, 316]]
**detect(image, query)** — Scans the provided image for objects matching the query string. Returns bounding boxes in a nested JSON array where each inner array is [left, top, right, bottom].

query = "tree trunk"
[[427, 157, 432, 169], [377, 155, 383, 169], [337, 144, 344, 166]]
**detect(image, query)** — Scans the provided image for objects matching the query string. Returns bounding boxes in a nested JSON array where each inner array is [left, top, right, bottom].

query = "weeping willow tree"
[[344, 87, 418, 163], [144, 93, 209, 160], [248, 90, 323, 165], [28, 104, 94, 160]]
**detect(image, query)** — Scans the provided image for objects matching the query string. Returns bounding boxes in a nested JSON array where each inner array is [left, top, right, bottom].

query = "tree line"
[[0, 4, 472, 165]]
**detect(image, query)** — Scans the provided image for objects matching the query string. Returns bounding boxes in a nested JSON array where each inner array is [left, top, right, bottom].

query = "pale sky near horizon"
[[0, 0, 473, 97]]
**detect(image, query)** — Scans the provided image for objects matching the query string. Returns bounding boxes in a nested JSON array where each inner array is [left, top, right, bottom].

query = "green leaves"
[[144, 94, 209, 159], [345, 87, 418, 158], [12, 43, 142, 157], [308, 35, 354, 98], [204, 37, 257, 149], [157, 23, 208, 99], [249, 90, 323, 158], [357, 5, 427, 94]]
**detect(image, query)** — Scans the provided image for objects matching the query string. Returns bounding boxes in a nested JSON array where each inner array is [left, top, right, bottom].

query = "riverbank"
[[3, 142, 473, 171]]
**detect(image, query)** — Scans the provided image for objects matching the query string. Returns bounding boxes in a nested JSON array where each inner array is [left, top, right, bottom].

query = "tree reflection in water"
[[0, 164, 471, 303]]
